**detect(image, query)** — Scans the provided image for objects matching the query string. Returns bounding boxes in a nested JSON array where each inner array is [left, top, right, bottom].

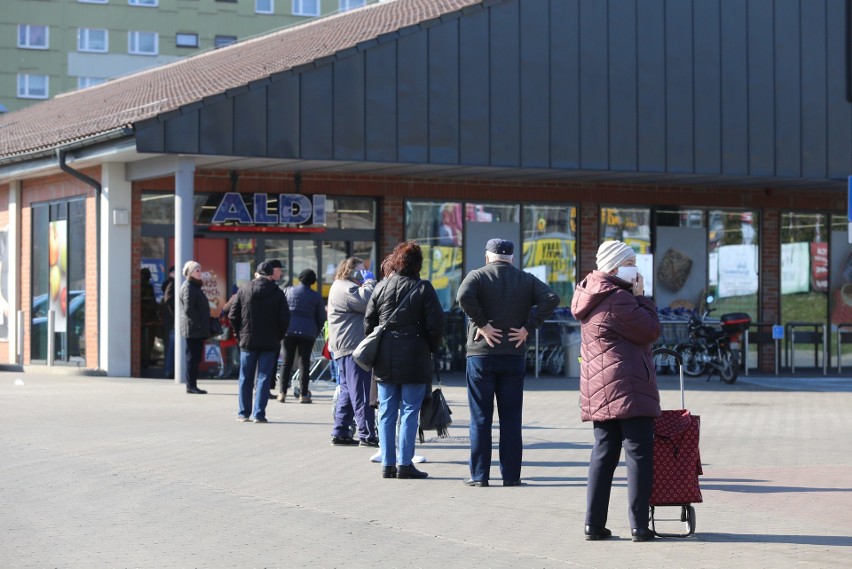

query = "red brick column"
[[760, 208, 780, 373], [379, 195, 404, 272], [578, 201, 599, 280]]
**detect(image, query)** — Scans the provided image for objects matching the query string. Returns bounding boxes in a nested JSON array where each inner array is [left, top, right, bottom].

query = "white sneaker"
[[369, 450, 381, 463], [412, 454, 427, 464]]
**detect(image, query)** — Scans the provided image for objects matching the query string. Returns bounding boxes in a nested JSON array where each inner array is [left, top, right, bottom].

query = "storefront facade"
[[0, 0, 850, 377]]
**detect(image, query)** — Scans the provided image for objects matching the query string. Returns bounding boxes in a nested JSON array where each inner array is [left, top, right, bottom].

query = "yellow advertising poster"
[[48, 220, 68, 333]]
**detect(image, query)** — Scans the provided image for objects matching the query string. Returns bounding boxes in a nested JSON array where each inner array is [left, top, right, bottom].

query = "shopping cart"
[[649, 347, 702, 537]]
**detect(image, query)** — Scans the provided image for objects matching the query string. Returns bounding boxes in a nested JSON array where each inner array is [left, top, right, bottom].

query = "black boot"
[[631, 528, 655, 542], [396, 464, 428, 479], [382, 466, 397, 479]]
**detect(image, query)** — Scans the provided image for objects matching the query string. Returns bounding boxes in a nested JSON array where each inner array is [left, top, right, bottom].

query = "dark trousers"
[[466, 354, 526, 484], [586, 416, 655, 530], [185, 337, 204, 389], [331, 355, 376, 440], [280, 336, 314, 395]]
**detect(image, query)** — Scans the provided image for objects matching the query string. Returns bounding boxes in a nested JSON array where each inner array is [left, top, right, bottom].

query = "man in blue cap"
[[456, 238, 559, 487]]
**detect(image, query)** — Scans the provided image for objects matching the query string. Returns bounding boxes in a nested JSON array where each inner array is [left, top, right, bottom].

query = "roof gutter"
[[57, 148, 102, 361], [0, 127, 133, 173]]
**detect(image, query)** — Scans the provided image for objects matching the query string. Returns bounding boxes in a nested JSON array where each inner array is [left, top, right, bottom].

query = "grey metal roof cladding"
[[0, 0, 486, 160]]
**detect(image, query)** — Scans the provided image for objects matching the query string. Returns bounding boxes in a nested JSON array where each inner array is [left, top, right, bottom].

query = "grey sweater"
[[457, 261, 560, 357], [327, 278, 375, 358]]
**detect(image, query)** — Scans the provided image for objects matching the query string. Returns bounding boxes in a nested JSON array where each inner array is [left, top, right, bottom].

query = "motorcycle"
[[675, 297, 751, 384]]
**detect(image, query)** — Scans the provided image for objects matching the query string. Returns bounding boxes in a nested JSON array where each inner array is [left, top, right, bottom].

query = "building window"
[[128, 0, 158, 5], [339, 0, 365, 11], [256, 0, 273, 14], [18, 25, 49, 49], [214, 35, 237, 48], [17, 74, 49, 99], [128, 31, 158, 55], [78, 77, 106, 89], [78, 28, 108, 52], [176, 33, 199, 48], [293, 0, 318, 16]]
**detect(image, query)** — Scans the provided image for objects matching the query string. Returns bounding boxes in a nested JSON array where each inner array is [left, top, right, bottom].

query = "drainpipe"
[[57, 149, 101, 362]]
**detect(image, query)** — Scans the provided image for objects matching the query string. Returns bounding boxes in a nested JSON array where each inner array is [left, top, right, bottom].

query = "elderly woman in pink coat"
[[571, 240, 661, 542]]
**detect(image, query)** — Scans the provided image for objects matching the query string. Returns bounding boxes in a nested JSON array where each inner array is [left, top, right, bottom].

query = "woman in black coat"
[[365, 242, 444, 480], [180, 260, 211, 394]]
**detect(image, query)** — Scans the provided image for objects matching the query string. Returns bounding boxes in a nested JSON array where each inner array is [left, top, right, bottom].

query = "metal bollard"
[[17, 310, 24, 365]]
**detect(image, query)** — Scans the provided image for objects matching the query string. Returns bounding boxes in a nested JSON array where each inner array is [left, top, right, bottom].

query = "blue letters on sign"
[[211, 193, 326, 226], [253, 193, 279, 224], [279, 194, 312, 224], [212, 192, 253, 224]]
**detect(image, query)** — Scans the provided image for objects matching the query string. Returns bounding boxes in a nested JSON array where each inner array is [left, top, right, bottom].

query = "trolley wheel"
[[686, 505, 696, 535]]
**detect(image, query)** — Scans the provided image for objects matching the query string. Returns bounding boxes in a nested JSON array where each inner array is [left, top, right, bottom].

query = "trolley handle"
[[652, 347, 686, 409], [652, 347, 682, 366]]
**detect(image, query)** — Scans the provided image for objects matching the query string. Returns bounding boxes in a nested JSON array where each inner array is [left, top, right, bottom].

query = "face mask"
[[616, 266, 638, 283]]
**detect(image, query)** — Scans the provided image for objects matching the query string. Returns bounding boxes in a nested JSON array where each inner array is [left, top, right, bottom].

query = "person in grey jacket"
[[179, 260, 211, 394], [457, 239, 559, 487], [229, 260, 290, 423], [327, 257, 378, 446], [278, 269, 326, 404]]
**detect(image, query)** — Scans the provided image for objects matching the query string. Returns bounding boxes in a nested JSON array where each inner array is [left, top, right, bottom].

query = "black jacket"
[[364, 276, 444, 385], [229, 277, 290, 351], [180, 278, 211, 339], [284, 283, 326, 340], [457, 261, 560, 357]]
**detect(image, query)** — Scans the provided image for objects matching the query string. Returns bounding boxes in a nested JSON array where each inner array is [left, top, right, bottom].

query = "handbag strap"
[[381, 278, 420, 327]]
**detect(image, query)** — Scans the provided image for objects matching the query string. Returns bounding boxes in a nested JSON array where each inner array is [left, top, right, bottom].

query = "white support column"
[[100, 162, 133, 376], [7, 181, 20, 364], [174, 157, 195, 385]]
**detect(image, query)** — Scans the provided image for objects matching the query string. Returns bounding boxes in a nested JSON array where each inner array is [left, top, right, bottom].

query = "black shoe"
[[463, 478, 488, 487], [503, 480, 522, 487], [584, 525, 613, 541], [631, 528, 655, 542], [186, 387, 207, 394], [359, 437, 379, 448], [397, 464, 428, 479], [331, 436, 359, 446], [382, 466, 398, 479]]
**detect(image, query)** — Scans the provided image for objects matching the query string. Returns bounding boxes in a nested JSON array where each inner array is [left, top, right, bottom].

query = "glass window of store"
[[708, 209, 759, 321], [829, 214, 852, 369], [406, 201, 464, 311], [599, 206, 653, 295], [522, 204, 576, 307], [780, 212, 828, 368], [31, 199, 86, 364]]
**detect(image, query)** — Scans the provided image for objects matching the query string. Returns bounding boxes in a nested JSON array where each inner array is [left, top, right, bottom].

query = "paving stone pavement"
[[1, 369, 850, 569]]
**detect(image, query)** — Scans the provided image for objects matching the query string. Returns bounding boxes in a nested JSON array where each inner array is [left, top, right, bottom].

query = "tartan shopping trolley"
[[650, 348, 703, 537]]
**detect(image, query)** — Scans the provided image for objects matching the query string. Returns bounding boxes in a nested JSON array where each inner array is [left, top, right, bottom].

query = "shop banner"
[[49, 220, 68, 333], [142, 259, 167, 302], [717, 244, 759, 298], [781, 242, 810, 295], [810, 242, 828, 292], [195, 239, 228, 317]]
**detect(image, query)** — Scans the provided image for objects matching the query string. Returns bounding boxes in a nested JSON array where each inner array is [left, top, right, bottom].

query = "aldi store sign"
[[211, 192, 326, 226]]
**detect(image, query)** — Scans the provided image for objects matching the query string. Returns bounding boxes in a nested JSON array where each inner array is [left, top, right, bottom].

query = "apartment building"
[[3, 0, 378, 113]]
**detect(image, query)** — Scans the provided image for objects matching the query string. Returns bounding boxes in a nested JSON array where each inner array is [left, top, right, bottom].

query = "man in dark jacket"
[[457, 238, 559, 487], [161, 266, 176, 379], [229, 259, 290, 423]]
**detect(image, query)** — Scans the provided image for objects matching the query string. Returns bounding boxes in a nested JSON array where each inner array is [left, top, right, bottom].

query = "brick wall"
[[0, 184, 8, 363]]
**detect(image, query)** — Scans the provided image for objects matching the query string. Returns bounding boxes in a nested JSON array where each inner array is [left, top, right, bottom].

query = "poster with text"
[[780, 242, 810, 295], [195, 239, 228, 318], [717, 244, 758, 298]]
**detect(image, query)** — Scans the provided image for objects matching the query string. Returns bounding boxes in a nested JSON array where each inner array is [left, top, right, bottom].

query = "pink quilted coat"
[[570, 270, 661, 422]]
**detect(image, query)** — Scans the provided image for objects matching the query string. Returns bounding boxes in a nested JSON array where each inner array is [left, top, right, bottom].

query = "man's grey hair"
[[486, 252, 513, 263]]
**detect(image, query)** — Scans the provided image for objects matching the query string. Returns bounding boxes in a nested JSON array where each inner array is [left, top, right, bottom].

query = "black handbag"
[[209, 316, 223, 338], [353, 280, 419, 371], [419, 362, 452, 442]]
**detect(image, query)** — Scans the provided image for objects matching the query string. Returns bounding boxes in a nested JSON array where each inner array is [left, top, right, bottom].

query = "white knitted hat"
[[182, 260, 201, 277], [596, 240, 635, 273]]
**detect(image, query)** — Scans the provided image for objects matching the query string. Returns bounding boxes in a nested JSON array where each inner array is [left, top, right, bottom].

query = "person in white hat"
[[571, 240, 661, 542]]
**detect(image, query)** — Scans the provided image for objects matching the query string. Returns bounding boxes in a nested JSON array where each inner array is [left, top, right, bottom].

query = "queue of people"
[[169, 237, 661, 542]]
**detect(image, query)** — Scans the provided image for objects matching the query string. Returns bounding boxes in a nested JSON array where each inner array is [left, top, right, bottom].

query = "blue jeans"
[[332, 355, 376, 440], [238, 349, 277, 420], [377, 382, 427, 467], [466, 355, 527, 483]]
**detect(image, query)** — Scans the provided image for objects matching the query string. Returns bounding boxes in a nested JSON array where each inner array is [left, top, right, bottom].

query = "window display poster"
[[49, 220, 68, 333], [717, 244, 759, 298], [194, 238, 228, 317], [810, 242, 828, 292], [780, 242, 810, 295], [142, 258, 167, 302]]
